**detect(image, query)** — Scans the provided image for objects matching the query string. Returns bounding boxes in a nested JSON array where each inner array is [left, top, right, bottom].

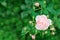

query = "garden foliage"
[[0, 0, 60, 40]]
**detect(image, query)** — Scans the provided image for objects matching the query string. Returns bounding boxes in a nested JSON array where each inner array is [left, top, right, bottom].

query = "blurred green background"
[[0, 0, 60, 40]]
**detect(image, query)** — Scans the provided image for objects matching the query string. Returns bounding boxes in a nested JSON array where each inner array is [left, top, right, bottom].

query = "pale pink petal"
[[35, 15, 41, 22], [40, 15, 47, 19], [48, 19, 52, 25], [35, 25, 41, 30]]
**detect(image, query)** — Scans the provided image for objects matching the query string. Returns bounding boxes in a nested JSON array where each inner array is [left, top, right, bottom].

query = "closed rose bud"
[[29, 21, 32, 24], [30, 34, 35, 40], [31, 35, 35, 40], [50, 27, 55, 31], [45, 31, 48, 34], [34, 2, 39, 7], [51, 32, 55, 35], [35, 15, 52, 30]]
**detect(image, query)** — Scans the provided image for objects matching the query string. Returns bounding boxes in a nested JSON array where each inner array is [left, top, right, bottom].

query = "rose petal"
[[48, 19, 52, 25]]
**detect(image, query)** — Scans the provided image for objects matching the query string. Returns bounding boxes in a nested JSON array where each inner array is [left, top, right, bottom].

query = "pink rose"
[[35, 15, 52, 30]]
